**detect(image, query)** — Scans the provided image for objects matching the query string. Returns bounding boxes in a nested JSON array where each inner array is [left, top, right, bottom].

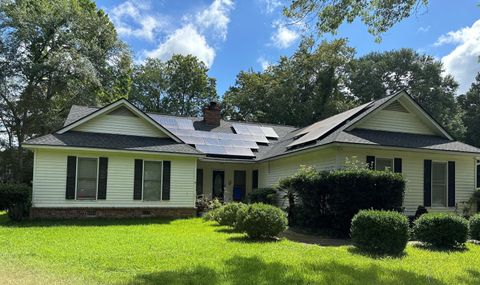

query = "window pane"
[[376, 158, 393, 171], [432, 162, 447, 207], [77, 158, 97, 200], [143, 161, 162, 201]]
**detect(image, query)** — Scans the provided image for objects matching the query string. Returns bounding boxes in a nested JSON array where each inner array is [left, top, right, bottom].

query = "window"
[[76, 157, 98, 200], [196, 169, 204, 196], [375, 158, 393, 171], [476, 160, 480, 189], [143, 161, 162, 201], [432, 162, 447, 207]]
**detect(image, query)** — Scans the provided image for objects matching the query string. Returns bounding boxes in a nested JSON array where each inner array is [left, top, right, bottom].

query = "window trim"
[[375, 157, 394, 171], [430, 161, 448, 208], [142, 159, 163, 201], [75, 156, 99, 201]]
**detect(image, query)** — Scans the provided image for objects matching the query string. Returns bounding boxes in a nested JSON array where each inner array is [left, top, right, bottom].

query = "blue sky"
[[95, 0, 480, 96]]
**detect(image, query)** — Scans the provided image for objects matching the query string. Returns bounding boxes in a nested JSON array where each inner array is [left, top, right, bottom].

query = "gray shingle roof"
[[24, 131, 202, 155], [31, 92, 480, 159]]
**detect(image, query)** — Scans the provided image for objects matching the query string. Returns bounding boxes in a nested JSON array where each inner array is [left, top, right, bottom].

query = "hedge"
[[0, 183, 32, 221], [235, 203, 287, 238], [216, 202, 247, 227], [351, 210, 409, 255], [413, 213, 469, 247], [469, 214, 480, 241], [279, 166, 405, 233], [249, 188, 277, 205]]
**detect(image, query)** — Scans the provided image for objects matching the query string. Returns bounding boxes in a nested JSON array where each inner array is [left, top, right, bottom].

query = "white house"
[[23, 90, 480, 218]]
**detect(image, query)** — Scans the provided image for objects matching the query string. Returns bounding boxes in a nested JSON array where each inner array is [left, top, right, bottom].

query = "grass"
[[0, 212, 479, 284]]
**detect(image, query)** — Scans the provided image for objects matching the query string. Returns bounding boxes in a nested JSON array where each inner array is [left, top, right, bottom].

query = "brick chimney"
[[203, 101, 221, 126]]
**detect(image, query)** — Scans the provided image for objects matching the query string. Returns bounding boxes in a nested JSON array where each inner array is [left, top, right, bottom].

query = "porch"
[[196, 160, 259, 202]]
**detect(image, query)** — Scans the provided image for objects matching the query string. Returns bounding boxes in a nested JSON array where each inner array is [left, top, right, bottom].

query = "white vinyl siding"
[[32, 148, 196, 208], [258, 148, 337, 188], [338, 146, 477, 215], [355, 108, 436, 135], [73, 113, 167, 138]]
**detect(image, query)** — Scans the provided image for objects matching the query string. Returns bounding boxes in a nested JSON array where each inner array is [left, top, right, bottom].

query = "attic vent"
[[108, 106, 137, 117], [384, 101, 408, 113]]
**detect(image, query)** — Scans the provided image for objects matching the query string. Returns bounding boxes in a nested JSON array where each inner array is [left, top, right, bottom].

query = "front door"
[[212, 171, 225, 200], [233, 170, 246, 201]]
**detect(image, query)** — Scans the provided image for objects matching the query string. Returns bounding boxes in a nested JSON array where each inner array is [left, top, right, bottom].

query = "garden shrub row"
[[351, 211, 480, 255], [248, 188, 277, 205], [0, 183, 32, 221], [279, 166, 405, 234], [204, 202, 287, 239]]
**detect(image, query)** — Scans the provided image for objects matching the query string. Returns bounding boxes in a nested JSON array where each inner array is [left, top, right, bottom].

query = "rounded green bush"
[[350, 210, 409, 255], [234, 203, 287, 238], [413, 213, 469, 247], [216, 202, 247, 227], [469, 213, 480, 241]]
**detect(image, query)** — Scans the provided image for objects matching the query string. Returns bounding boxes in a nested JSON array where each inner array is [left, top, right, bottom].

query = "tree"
[[458, 73, 480, 147], [223, 38, 356, 126], [348, 49, 465, 139], [0, 0, 132, 182], [284, 0, 428, 41], [130, 55, 217, 116]]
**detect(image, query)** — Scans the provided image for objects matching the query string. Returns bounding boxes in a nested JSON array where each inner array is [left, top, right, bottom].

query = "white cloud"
[[271, 21, 299, 49], [110, 1, 167, 41], [417, 25, 430, 33], [195, 0, 234, 40], [435, 20, 480, 94], [144, 25, 216, 67], [258, 0, 283, 14], [257, 57, 271, 70]]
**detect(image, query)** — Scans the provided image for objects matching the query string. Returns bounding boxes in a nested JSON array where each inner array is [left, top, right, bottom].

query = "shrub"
[[413, 213, 469, 247], [0, 183, 32, 221], [351, 210, 409, 255], [279, 166, 405, 234], [235, 203, 287, 238], [249, 188, 277, 205], [203, 207, 221, 222], [470, 214, 480, 241], [216, 202, 247, 227], [196, 197, 223, 215]]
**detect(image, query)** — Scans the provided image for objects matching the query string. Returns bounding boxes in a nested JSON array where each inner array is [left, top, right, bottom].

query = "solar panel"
[[260, 126, 279, 138], [155, 116, 178, 129], [176, 118, 194, 130], [232, 123, 251, 135], [247, 125, 264, 135], [289, 102, 373, 148]]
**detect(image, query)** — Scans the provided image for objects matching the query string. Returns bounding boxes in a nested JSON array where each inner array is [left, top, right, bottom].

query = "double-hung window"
[[76, 157, 98, 200], [375, 158, 393, 171], [143, 161, 163, 201], [431, 162, 448, 207]]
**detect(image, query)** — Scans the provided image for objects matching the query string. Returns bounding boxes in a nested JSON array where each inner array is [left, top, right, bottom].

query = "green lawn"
[[0, 212, 479, 285]]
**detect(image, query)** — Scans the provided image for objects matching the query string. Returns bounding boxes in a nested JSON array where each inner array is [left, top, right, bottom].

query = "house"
[[23, 90, 480, 218]]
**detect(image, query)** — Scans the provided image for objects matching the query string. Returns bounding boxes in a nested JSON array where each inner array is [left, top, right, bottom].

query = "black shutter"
[[424, 160, 432, 207], [366, 156, 375, 170], [97, 157, 108, 200], [66, 156, 77, 200], [133, 159, 143, 200], [394, 158, 402, 173], [252, 170, 259, 189], [448, 161, 455, 207], [162, 161, 171, 200]]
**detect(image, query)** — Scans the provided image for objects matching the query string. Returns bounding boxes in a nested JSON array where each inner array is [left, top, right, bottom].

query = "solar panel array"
[[288, 102, 373, 148], [147, 114, 282, 157]]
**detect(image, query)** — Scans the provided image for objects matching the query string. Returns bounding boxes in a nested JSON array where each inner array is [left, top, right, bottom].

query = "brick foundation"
[[29, 207, 196, 219]]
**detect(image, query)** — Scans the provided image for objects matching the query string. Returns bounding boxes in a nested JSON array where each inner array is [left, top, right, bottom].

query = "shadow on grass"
[[127, 255, 455, 285], [0, 214, 177, 228], [347, 246, 407, 259], [410, 242, 468, 253], [226, 235, 281, 243], [214, 227, 239, 234]]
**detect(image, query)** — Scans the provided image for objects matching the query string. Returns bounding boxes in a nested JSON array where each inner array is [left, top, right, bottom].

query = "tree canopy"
[[223, 38, 356, 126], [458, 73, 480, 147], [0, 0, 132, 181], [284, 0, 429, 41], [130, 55, 217, 117]]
